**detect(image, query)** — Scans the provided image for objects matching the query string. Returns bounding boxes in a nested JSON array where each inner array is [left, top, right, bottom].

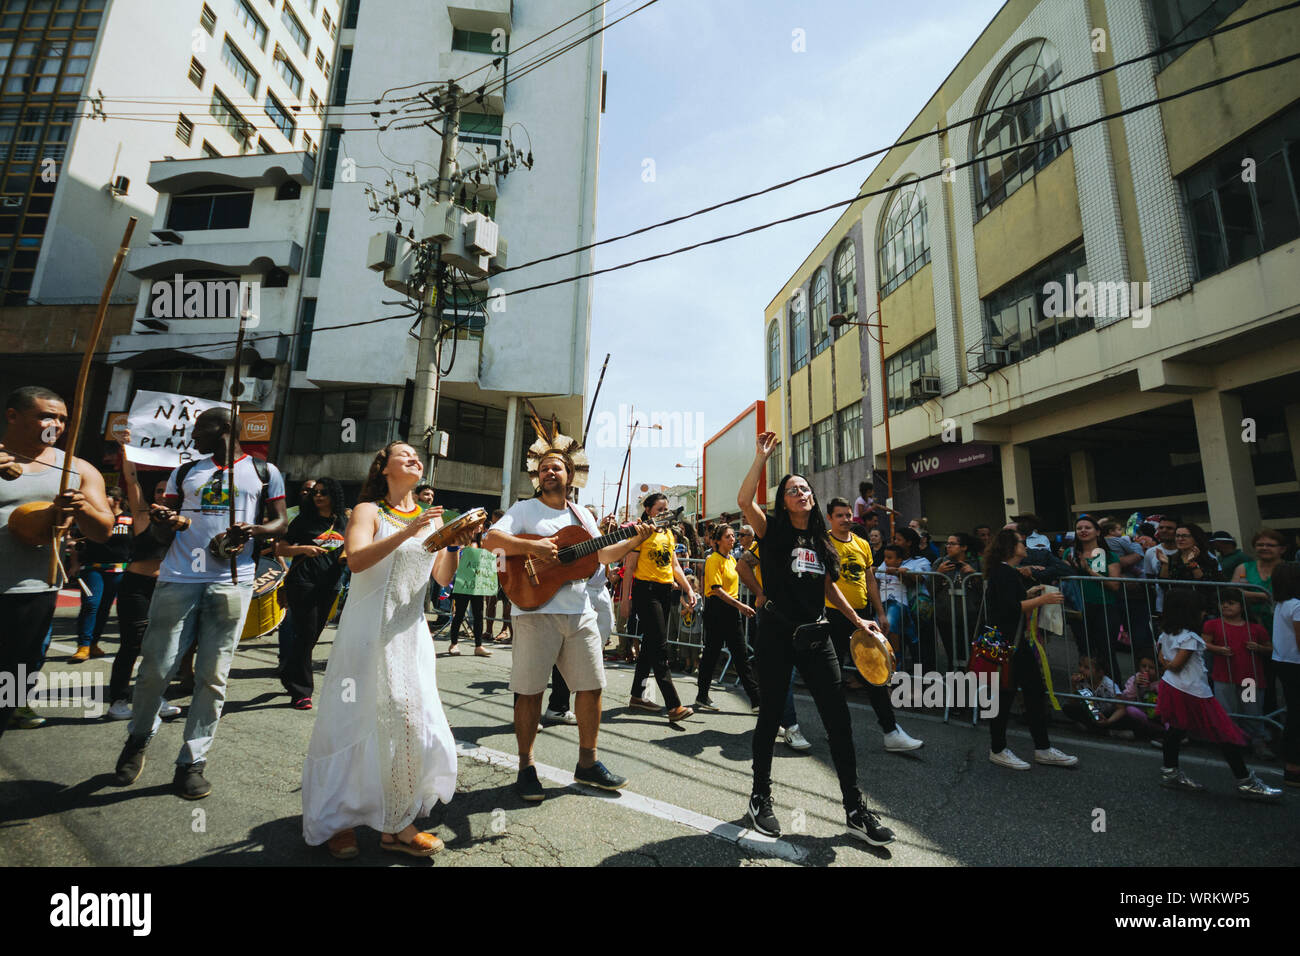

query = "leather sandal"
[[326, 829, 359, 860], [381, 830, 444, 857]]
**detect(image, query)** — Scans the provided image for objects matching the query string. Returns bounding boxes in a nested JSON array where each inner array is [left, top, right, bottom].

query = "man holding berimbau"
[[112, 407, 286, 799]]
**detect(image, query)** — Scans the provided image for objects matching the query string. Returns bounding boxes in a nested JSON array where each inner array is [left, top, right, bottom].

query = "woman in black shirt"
[[737, 432, 894, 846], [277, 477, 348, 709], [983, 528, 1077, 771]]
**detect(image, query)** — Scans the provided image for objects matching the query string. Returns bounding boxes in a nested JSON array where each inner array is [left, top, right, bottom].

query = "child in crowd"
[[1203, 588, 1273, 758], [876, 544, 915, 657], [1067, 654, 1127, 735], [1119, 656, 1165, 740], [1154, 590, 1280, 801]]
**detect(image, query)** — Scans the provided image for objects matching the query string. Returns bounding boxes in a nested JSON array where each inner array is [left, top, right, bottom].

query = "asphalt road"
[[1, 608, 1295, 868]]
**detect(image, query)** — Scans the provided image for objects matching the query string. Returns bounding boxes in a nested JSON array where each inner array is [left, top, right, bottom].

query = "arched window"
[[832, 239, 857, 335], [766, 320, 781, 393], [788, 294, 808, 374], [809, 268, 830, 357], [972, 38, 1069, 219], [877, 181, 929, 296]]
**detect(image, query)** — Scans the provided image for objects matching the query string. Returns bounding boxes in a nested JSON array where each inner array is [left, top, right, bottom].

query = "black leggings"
[[1163, 728, 1248, 778], [989, 641, 1052, 753], [698, 596, 760, 706], [281, 587, 339, 701], [109, 571, 156, 703], [450, 593, 485, 646], [630, 579, 682, 710], [0, 591, 57, 738], [829, 611, 896, 733], [752, 606, 860, 810]]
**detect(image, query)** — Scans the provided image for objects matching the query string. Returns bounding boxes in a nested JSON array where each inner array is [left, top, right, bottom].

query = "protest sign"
[[123, 390, 220, 468]]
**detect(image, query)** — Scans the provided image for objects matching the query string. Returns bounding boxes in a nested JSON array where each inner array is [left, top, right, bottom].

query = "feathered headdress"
[[524, 399, 589, 490]]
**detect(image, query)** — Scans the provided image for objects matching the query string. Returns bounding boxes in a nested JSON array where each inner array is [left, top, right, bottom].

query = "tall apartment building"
[[764, 0, 1300, 541], [279, 0, 603, 510]]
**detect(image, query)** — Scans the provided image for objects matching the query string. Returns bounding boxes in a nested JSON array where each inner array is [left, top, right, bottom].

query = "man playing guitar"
[[483, 437, 652, 801]]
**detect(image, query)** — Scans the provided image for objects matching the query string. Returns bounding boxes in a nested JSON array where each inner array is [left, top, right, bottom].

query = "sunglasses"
[[312, 489, 329, 496]]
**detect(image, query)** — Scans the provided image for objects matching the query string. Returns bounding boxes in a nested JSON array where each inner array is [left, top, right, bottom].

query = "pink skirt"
[[1155, 681, 1248, 746]]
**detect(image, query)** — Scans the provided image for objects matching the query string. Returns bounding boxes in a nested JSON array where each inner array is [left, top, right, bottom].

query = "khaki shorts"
[[509, 608, 606, 696]]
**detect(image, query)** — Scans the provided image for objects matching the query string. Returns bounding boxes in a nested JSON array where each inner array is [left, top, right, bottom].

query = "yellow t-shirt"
[[633, 529, 676, 584], [742, 541, 763, 590], [704, 551, 739, 600], [826, 532, 873, 610]]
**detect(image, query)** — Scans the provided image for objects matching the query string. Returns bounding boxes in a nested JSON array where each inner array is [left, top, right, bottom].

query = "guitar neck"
[[557, 525, 638, 563]]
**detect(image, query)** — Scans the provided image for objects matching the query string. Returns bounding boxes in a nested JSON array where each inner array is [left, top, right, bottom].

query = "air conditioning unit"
[[972, 347, 1011, 373], [909, 375, 941, 399], [109, 175, 129, 196]]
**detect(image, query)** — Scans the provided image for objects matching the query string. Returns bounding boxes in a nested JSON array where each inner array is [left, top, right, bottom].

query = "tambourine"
[[850, 626, 897, 687], [422, 507, 488, 553], [208, 529, 250, 560]]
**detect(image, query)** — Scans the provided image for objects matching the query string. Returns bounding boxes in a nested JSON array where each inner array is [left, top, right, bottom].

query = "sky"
[[580, 0, 1005, 513]]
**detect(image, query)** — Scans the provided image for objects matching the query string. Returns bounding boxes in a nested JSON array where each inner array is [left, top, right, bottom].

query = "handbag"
[[765, 602, 831, 652], [968, 580, 1025, 689]]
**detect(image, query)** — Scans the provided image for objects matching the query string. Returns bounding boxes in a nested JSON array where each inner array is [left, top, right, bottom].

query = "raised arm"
[[737, 431, 777, 538]]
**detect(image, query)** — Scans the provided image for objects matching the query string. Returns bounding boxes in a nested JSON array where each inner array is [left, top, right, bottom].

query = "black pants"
[[548, 667, 570, 714], [0, 590, 57, 738], [989, 641, 1052, 753], [752, 607, 860, 810], [1163, 728, 1248, 778], [1277, 660, 1300, 766], [630, 579, 682, 710], [281, 587, 339, 701], [698, 596, 760, 706], [109, 571, 156, 703], [450, 593, 485, 646], [829, 611, 896, 733]]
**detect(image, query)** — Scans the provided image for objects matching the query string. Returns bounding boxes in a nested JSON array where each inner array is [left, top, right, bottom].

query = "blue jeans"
[[127, 580, 253, 766], [77, 568, 123, 647]]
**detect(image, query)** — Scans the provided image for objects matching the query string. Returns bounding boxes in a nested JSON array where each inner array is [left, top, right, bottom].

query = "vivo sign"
[[906, 444, 995, 478]]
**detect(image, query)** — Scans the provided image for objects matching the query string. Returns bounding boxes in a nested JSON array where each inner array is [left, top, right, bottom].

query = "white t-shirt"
[[1272, 597, 1300, 664], [161, 455, 285, 585], [1158, 629, 1211, 698], [490, 497, 594, 616], [876, 566, 907, 604], [902, 555, 932, 598]]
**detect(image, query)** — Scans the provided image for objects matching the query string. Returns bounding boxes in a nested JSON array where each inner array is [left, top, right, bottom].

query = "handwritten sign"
[[123, 390, 220, 468]]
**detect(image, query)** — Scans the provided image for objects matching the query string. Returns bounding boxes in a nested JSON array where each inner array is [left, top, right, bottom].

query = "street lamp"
[[829, 290, 895, 536], [675, 459, 702, 521]]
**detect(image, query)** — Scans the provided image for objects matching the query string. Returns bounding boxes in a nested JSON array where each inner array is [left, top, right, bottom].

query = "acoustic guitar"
[[499, 511, 676, 611]]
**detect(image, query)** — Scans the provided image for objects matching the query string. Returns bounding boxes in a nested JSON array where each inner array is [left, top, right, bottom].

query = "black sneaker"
[[113, 736, 148, 786], [692, 698, 720, 712], [173, 761, 211, 800], [516, 764, 545, 802], [746, 792, 780, 837], [846, 804, 895, 846], [573, 760, 628, 791]]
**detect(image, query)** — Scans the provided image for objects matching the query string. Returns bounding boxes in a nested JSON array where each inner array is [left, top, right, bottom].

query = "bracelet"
[[446, 545, 461, 553]]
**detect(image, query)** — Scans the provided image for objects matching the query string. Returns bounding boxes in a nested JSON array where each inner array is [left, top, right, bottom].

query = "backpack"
[[174, 456, 272, 524]]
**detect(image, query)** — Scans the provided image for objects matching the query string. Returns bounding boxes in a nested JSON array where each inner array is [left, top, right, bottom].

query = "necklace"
[[378, 499, 422, 526]]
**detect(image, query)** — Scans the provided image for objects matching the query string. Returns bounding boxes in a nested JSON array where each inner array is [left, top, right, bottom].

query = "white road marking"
[[454, 740, 807, 863]]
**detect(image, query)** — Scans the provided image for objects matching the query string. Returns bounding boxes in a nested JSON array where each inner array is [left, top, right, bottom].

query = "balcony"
[[147, 152, 316, 195], [447, 0, 512, 35], [126, 240, 304, 280]]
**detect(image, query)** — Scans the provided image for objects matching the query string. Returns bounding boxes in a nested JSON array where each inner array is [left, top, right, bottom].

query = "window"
[[199, 3, 216, 35], [315, 49, 324, 71], [307, 208, 329, 276], [982, 243, 1091, 363], [264, 267, 289, 287], [144, 270, 244, 319], [221, 36, 259, 96], [787, 294, 808, 374], [452, 28, 507, 54], [832, 238, 856, 333], [281, 3, 309, 54], [460, 110, 502, 150], [878, 181, 930, 295], [444, 287, 487, 333], [319, 126, 342, 189], [165, 185, 254, 231], [885, 332, 937, 416], [791, 429, 812, 477], [273, 46, 303, 97], [175, 113, 193, 146], [837, 404, 864, 462], [294, 297, 315, 370], [813, 417, 835, 472], [441, 397, 507, 467], [309, 90, 320, 114], [809, 268, 830, 358], [258, 137, 274, 154], [188, 57, 205, 88], [322, 9, 331, 31], [1182, 103, 1300, 281], [766, 319, 780, 393], [972, 39, 1069, 219], [1149, 0, 1247, 70], [343, 0, 360, 29], [209, 88, 252, 146], [265, 90, 295, 142], [290, 387, 405, 454], [234, 0, 266, 50], [301, 132, 314, 156], [202, 140, 221, 158], [767, 442, 783, 488], [330, 47, 350, 105]]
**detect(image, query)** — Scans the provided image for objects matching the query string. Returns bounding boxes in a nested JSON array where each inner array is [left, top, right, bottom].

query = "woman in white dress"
[[302, 441, 476, 858]]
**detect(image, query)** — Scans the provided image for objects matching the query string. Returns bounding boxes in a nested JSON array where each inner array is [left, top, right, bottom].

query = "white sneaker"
[[543, 708, 578, 725], [883, 726, 923, 752], [107, 699, 132, 721], [1033, 747, 1079, 768], [782, 725, 812, 751], [989, 748, 1031, 771], [159, 702, 182, 719]]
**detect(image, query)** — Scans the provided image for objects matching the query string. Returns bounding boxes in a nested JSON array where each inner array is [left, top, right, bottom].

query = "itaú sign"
[[906, 443, 995, 478]]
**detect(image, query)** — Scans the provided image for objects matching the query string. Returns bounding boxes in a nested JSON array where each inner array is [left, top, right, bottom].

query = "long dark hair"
[[303, 477, 346, 529], [983, 528, 1020, 578], [1160, 588, 1203, 636], [1271, 562, 1300, 603], [761, 473, 839, 582], [640, 492, 667, 521], [1178, 522, 1210, 556], [358, 441, 417, 503]]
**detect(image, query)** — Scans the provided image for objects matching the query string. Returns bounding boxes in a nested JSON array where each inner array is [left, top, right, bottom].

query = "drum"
[[850, 626, 897, 686], [421, 507, 488, 552], [240, 566, 286, 642]]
